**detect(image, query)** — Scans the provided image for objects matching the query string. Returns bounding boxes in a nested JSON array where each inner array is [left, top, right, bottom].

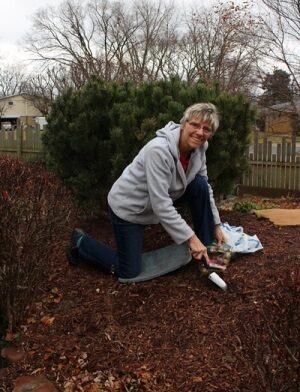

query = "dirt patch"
[[1, 205, 300, 392]]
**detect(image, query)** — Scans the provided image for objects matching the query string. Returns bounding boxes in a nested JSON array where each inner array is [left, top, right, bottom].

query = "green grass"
[[233, 200, 275, 213]]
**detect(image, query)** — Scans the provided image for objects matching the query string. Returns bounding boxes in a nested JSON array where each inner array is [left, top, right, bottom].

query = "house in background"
[[0, 93, 45, 130], [264, 100, 300, 136]]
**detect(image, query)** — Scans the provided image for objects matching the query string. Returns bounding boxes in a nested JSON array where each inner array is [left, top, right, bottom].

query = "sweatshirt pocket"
[[136, 197, 151, 215]]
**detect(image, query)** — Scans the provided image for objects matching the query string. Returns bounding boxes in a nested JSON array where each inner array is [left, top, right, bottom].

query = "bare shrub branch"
[[0, 158, 77, 332]]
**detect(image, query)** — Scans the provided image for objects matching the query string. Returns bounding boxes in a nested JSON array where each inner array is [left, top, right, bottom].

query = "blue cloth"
[[77, 175, 215, 280]]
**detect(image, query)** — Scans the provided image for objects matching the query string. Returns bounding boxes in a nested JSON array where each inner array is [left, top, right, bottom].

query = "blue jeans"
[[78, 175, 215, 279], [176, 174, 215, 246]]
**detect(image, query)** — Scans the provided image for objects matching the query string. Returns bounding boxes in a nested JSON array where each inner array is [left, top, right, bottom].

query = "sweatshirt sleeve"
[[144, 144, 194, 244]]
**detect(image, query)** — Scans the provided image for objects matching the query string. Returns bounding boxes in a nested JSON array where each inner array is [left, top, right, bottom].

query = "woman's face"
[[180, 117, 213, 155]]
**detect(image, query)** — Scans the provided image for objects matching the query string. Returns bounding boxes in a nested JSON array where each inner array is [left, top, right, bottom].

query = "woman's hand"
[[214, 224, 225, 246], [188, 234, 209, 263]]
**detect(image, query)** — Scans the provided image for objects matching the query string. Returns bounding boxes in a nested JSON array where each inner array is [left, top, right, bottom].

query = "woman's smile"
[[179, 117, 212, 157]]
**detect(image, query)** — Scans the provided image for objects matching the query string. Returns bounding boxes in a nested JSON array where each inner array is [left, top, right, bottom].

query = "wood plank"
[[253, 131, 258, 161], [263, 137, 267, 161], [291, 133, 296, 163], [277, 143, 281, 163], [286, 142, 291, 189], [271, 154, 277, 187]]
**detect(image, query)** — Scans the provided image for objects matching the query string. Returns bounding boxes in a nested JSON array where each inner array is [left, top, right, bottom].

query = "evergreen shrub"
[[44, 77, 255, 211], [43, 79, 113, 210]]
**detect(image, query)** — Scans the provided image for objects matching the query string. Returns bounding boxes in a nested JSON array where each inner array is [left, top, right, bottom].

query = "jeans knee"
[[192, 175, 209, 192]]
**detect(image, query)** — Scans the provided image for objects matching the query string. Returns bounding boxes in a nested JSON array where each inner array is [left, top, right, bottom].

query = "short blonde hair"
[[180, 103, 219, 133]]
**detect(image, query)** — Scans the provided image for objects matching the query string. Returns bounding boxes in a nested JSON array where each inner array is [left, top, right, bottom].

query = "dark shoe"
[[66, 228, 85, 265], [71, 228, 85, 248]]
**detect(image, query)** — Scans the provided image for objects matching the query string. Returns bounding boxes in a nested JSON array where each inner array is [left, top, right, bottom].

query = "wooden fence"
[[239, 132, 300, 197], [0, 125, 45, 160], [1, 126, 299, 197]]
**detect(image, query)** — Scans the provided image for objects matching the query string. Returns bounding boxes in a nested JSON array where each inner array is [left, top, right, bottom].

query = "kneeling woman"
[[67, 102, 225, 279]]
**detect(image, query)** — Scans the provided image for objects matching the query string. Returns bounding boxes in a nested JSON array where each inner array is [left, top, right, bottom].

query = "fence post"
[[16, 125, 23, 157]]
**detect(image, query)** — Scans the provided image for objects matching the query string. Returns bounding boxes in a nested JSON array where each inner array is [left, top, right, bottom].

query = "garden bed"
[[1, 203, 300, 391]]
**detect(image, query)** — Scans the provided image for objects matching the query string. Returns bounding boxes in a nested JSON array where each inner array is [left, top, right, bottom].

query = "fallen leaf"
[[53, 295, 63, 304], [27, 317, 37, 324], [40, 315, 55, 326], [192, 376, 203, 382]]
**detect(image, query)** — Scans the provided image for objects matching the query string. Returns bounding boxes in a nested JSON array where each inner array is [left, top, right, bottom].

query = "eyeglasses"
[[187, 121, 213, 135]]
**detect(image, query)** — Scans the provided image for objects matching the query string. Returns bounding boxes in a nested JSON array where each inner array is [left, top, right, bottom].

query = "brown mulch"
[[1, 198, 300, 392]]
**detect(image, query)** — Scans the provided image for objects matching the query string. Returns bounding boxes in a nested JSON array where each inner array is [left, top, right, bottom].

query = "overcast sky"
[[0, 0, 65, 63], [0, 0, 257, 67], [0, 0, 211, 65]]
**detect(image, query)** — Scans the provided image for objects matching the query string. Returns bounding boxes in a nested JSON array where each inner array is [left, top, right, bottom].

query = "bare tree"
[[23, 0, 264, 95], [255, 0, 300, 127], [123, 0, 179, 82], [258, 0, 300, 96], [24, 0, 179, 84], [0, 102, 6, 118], [0, 63, 27, 97], [87, 0, 139, 81], [24, 0, 99, 85], [22, 66, 73, 115], [180, 1, 264, 95]]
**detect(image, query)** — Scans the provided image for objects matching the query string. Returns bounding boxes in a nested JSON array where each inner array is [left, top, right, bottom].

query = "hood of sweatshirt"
[[155, 121, 181, 158]]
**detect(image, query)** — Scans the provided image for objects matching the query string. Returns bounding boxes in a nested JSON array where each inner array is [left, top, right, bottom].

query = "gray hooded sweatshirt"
[[108, 122, 220, 244]]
